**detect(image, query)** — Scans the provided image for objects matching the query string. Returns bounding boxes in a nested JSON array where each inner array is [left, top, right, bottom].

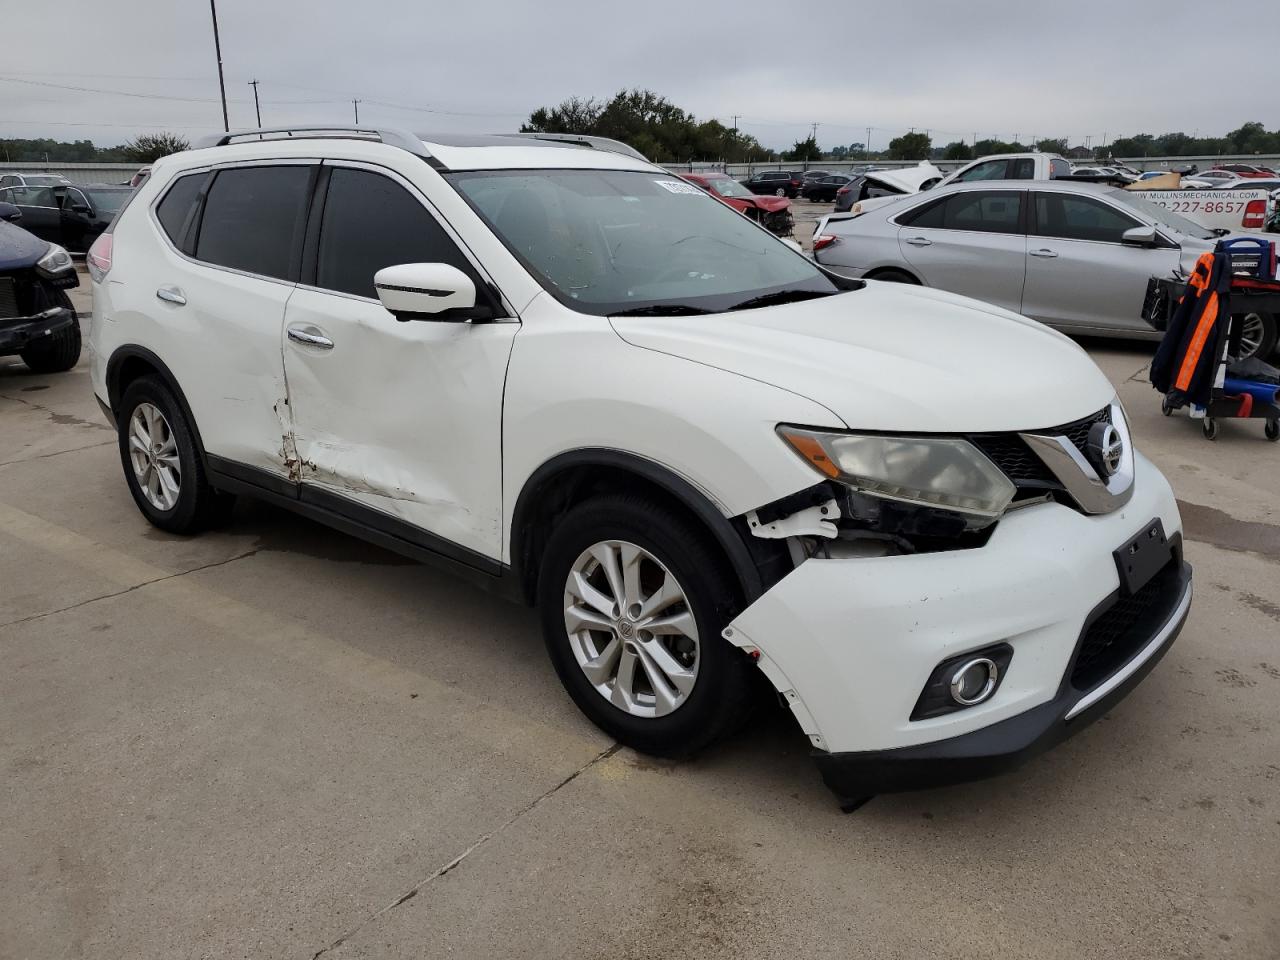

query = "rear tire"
[[538, 494, 754, 758], [20, 301, 81, 373], [867, 269, 920, 285], [116, 376, 234, 534], [1233, 311, 1277, 360]]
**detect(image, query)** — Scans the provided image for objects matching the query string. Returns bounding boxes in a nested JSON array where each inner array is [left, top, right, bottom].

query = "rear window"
[[194, 166, 311, 281], [155, 173, 207, 249]]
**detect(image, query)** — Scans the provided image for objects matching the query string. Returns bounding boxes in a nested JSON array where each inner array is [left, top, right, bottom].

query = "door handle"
[[1029, 248, 1059, 259], [287, 324, 334, 349], [903, 236, 932, 247], [155, 285, 186, 305]]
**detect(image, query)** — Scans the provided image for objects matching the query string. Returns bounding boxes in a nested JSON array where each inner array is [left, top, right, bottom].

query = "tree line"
[[1, 133, 191, 165]]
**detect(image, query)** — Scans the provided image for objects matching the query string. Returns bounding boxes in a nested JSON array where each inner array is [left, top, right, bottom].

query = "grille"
[[1055, 406, 1112, 457], [971, 434, 1056, 486], [1071, 557, 1182, 691], [0, 278, 17, 319]]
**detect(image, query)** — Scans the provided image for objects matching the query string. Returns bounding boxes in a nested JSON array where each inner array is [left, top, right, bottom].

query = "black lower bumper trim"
[[815, 561, 1192, 802], [0, 307, 75, 354]]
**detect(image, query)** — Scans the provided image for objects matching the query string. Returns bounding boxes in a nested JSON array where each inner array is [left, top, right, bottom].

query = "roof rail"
[[193, 126, 430, 158], [501, 133, 649, 162]]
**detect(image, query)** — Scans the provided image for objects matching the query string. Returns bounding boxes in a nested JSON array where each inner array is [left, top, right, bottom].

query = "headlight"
[[778, 427, 1016, 519], [36, 243, 74, 277]]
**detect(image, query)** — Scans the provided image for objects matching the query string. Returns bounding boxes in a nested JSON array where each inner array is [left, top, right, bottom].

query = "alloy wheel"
[[1238, 313, 1265, 359], [128, 402, 181, 511], [562, 540, 700, 718]]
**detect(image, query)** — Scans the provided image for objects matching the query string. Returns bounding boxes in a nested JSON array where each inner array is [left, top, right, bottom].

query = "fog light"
[[910, 643, 1013, 721], [949, 657, 999, 706]]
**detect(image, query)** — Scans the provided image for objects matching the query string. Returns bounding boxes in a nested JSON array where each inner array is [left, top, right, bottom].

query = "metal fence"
[[0, 162, 140, 184]]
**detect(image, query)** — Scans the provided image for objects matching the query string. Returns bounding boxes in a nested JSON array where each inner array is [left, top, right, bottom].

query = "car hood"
[[0, 219, 48, 271], [864, 161, 943, 194], [744, 195, 790, 211], [610, 283, 1115, 432]]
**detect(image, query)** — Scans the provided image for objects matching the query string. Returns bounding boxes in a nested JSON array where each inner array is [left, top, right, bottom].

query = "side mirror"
[[70, 202, 91, 215], [374, 262, 480, 322], [1121, 225, 1159, 247], [0, 202, 21, 223]]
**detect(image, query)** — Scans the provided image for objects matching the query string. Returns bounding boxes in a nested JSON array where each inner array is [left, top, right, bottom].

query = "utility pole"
[[352, 99, 361, 125], [730, 114, 740, 133], [810, 122, 820, 142], [208, 0, 229, 132], [866, 127, 871, 157], [248, 79, 262, 130]]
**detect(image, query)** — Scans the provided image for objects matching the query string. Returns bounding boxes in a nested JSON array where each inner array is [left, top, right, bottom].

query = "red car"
[[679, 172, 794, 236], [1211, 163, 1278, 179]]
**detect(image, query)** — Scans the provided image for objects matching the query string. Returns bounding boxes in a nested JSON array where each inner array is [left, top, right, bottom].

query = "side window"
[[1049, 158, 1071, 179], [899, 196, 946, 228], [0, 176, 15, 188], [195, 165, 311, 281], [944, 191, 1023, 233], [315, 167, 474, 299], [1009, 158, 1035, 179], [24, 187, 55, 207], [955, 160, 1008, 183], [155, 173, 208, 251], [62, 188, 87, 210], [1034, 193, 1140, 243]]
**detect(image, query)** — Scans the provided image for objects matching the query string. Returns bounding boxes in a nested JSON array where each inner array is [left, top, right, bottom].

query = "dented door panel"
[[281, 287, 517, 559]]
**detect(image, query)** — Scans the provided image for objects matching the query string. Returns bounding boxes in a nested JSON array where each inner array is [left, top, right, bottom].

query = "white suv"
[[88, 127, 1192, 807]]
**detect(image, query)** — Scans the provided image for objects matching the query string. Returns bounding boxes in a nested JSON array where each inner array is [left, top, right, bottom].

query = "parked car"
[[1182, 170, 1243, 189], [743, 170, 803, 197], [0, 183, 132, 252], [813, 179, 1277, 359], [799, 169, 831, 183], [800, 174, 851, 203], [1211, 163, 1277, 179], [679, 172, 794, 235], [0, 172, 71, 189], [833, 161, 945, 212], [0, 201, 82, 372], [89, 127, 1192, 806], [936, 153, 1071, 189]]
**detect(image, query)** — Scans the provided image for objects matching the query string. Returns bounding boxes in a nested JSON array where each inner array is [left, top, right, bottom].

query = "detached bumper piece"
[[816, 555, 1192, 809], [0, 306, 76, 354]]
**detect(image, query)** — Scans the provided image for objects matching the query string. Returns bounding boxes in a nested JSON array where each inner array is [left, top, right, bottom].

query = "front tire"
[[116, 376, 234, 533], [538, 494, 754, 758], [20, 301, 81, 373]]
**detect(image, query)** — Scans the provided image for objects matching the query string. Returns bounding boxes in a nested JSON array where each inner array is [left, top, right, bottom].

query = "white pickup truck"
[[840, 152, 1274, 234]]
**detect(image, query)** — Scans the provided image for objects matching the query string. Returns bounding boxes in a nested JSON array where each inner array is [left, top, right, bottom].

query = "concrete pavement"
[[2, 274, 1278, 959]]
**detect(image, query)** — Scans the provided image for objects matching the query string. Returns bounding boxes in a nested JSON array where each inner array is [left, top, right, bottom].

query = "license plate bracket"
[[1114, 518, 1172, 596]]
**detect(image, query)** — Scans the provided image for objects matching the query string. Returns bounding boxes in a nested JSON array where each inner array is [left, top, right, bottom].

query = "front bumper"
[[0, 306, 75, 355], [815, 558, 1190, 805], [724, 452, 1191, 798]]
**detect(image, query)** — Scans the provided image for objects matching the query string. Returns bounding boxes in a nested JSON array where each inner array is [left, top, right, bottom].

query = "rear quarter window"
[[155, 173, 208, 250]]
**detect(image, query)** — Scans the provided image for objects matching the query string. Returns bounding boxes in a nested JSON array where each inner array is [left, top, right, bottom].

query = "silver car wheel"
[[773, 187, 786, 197], [563, 540, 700, 719], [128, 402, 181, 511], [1239, 312, 1265, 359]]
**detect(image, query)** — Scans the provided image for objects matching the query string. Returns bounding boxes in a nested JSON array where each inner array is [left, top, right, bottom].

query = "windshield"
[[1111, 188, 1216, 240], [83, 188, 130, 215], [449, 169, 836, 316], [699, 176, 754, 199]]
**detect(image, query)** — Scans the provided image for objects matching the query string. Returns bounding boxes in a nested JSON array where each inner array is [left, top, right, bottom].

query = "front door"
[[281, 164, 517, 563], [1021, 190, 1180, 335], [896, 189, 1028, 314]]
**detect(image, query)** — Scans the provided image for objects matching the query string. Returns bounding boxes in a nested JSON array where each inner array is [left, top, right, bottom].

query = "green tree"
[[1036, 138, 1068, 154], [521, 96, 602, 134], [942, 141, 972, 161], [785, 136, 822, 162], [122, 133, 190, 163], [887, 132, 932, 160]]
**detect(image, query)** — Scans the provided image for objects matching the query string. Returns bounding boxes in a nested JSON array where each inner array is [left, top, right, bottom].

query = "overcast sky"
[[2, 0, 1274, 152]]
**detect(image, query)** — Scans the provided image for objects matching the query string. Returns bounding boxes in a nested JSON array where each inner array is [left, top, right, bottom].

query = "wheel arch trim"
[[509, 448, 765, 606], [105, 344, 210, 469]]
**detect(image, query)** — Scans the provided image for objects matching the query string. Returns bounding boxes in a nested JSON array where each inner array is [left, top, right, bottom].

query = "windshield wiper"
[[726, 289, 833, 312], [610, 304, 712, 317]]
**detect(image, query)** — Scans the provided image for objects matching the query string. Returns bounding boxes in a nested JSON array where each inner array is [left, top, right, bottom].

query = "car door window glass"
[[156, 173, 207, 250], [22, 187, 56, 208], [899, 196, 946, 228], [955, 160, 1008, 182], [195, 165, 311, 281], [1010, 158, 1035, 179], [944, 192, 1022, 233], [315, 167, 474, 299], [1034, 193, 1139, 243]]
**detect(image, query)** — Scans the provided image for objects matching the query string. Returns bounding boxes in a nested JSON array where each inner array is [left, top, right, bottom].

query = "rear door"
[[152, 161, 316, 481], [895, 189, 1028, 313], [2, 186, 61, 241], [1021, 190, 1180, 334]]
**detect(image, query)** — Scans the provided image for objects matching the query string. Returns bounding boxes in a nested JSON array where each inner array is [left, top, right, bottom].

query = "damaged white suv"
[[89, 128, 1192, 806]]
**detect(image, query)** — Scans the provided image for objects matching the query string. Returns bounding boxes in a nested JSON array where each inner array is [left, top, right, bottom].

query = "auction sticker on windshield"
[[654, 179, 707, 195]]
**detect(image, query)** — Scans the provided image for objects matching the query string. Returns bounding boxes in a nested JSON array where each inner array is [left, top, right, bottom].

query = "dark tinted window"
[[901, 191, 1022, 233], [155, 173, 206, 248], [900, 196, 946, 228], [1049, 158, 1071, 179], [195, 165, 311, 280], [315, 167, 472, 299], [955, 160, 1008, 183], [1034, 193, 1139, 243], [1009, 158, 1035, 179]]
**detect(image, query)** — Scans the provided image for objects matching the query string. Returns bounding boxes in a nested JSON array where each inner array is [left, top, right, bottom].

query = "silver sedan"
[[813, 180, 1277, 359]]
